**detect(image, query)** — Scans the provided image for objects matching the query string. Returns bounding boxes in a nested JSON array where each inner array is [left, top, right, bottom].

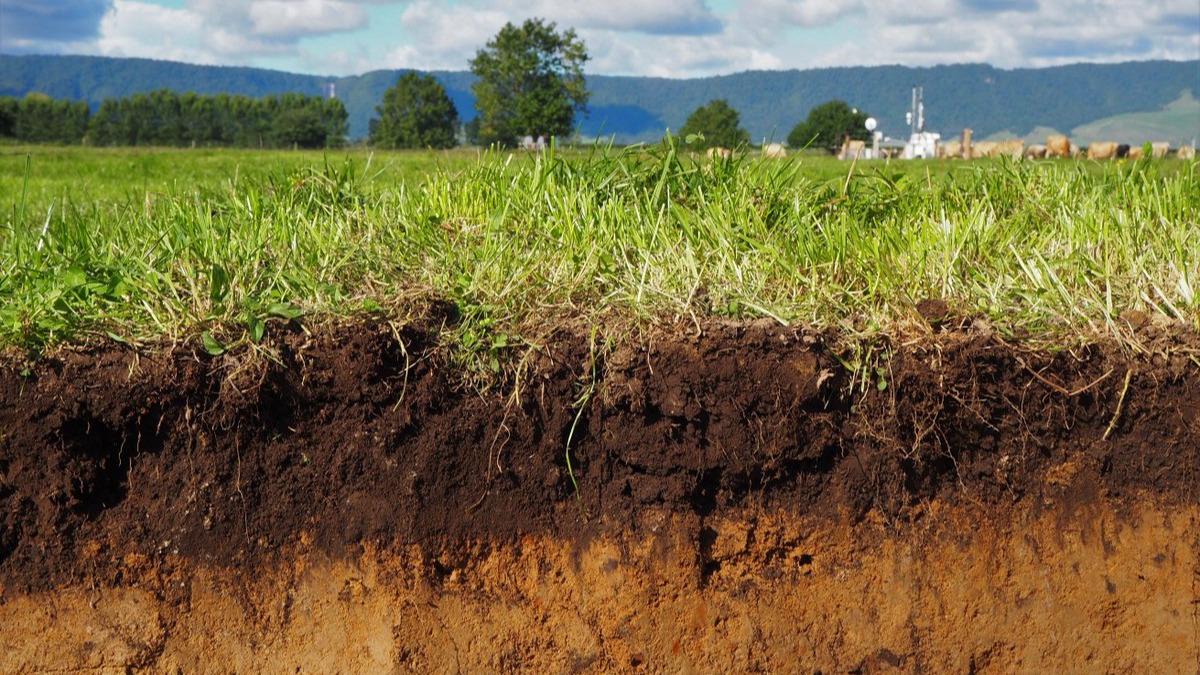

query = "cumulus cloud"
[[760, 0, 1200, 70], [739, 0, 864, 28], [92, 0, 272, 63], [959, 0, 1039, 13], [79, 0, 370, 68], [185, 0, 367, 41], [248, 0, 367, 38], [493, 0, 724, 36], [380, 1, 510, 70], [0, 0, 113, 51], [585, 28, 781, 77], [2, 0, 1197, 78]]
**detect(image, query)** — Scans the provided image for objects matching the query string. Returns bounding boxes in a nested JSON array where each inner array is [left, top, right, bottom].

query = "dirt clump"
[[1, 311, 1197, 672]]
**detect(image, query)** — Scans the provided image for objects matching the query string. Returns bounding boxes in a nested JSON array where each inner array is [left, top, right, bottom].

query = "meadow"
[[1, 142, 1196, 356]]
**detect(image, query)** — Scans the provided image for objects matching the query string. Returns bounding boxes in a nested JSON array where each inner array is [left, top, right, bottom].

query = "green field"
[[1, 143, 1197, 357], [1071, 91, 1200, 147]]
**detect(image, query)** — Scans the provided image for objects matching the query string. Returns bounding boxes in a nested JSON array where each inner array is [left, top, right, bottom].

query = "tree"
[[271, 107, 328, 148], [371, 72, 459, 149], [787, 100, 870, 153], [462, 116, 482, 146], [0, 96, 18, 138], [469, 18, 588, 147], [14, 93, 88, 144], [318, 97, 349, 147], [677, 99, 749, 150], [265, 93, 346, 148]]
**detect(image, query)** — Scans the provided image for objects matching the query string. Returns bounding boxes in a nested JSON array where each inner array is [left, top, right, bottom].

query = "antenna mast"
[[909, 86, 924, 135]]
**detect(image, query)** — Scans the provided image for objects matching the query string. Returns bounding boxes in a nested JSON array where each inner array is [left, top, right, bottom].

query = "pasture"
[[2, 143, 1196, 355]]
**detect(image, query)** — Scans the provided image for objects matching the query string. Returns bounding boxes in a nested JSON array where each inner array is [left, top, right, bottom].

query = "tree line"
[[5, 53, 1196, 144], [674, 98, 872, 153], [0, 18, 869, 154], [0, 93, 89, 144], [0, 18, 585, 152], [366, 19, 867, 153], [0, 89, 348, 148]]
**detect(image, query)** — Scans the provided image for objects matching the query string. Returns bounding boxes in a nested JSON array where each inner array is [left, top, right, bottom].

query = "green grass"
[[0, 144, 483, 203], [1, 142, 1197, 359]]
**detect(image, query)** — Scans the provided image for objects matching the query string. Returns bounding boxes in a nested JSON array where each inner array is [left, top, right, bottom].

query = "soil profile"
[[1, 308, 1197, 672]]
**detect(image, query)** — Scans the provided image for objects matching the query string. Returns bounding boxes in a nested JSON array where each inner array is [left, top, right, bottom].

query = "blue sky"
[[1, 0, 1197, 78]]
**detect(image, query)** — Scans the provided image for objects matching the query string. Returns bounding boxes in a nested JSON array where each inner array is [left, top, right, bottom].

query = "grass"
[[0, 141, 1197, 361]]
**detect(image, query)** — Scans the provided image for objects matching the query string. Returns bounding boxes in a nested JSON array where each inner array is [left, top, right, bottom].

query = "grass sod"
[[0, 142, 1197, 364]]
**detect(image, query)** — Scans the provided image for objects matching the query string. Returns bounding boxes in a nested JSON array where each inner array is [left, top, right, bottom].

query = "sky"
[[1, 0, 1197, 79]]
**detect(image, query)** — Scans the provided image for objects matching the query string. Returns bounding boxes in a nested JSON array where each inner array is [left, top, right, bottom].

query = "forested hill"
[[2, 54, 1197, 143]]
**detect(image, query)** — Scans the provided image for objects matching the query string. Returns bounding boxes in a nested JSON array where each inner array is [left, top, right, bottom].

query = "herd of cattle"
[[701, 133, 1196, 161], [938, 130, 1194, 160], [705, 134, 1195, 161]]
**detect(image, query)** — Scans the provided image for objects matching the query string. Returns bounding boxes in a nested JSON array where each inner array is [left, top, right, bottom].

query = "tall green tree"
[[787, 99, 870, 153], [677, 99, 749, 150], [271, 107, 328, 148], [469, 18, 588, 147], [371, 72, 459, 149]]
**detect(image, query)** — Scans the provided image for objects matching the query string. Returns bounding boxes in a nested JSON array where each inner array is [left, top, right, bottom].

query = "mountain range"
[[2, 54, 1197, 145]]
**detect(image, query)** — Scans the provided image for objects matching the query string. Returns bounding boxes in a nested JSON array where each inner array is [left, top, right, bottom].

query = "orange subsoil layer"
[[4, 496, 1197, 673]]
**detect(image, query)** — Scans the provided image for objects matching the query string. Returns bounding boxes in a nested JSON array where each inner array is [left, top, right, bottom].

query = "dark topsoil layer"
[[1, 307, 1198, 592]]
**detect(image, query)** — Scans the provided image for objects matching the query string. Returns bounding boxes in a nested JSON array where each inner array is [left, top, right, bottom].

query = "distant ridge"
[[2, 54, 1197, 144]]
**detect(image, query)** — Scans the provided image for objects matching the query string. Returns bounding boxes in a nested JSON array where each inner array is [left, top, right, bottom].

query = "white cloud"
[[248, 0, 368, 38], [493, 0, 723, 35], [6, 0, 1198, 78], [93, 1, 221, 63], [738, 0, 865, 28], [89, 0, 364, 66], [764, 0, 1200, 69], [583, 28, 781, 77], [182, 0, 368, 41], [379, 1, 510, 70]]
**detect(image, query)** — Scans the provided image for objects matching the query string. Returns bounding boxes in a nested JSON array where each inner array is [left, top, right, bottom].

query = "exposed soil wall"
[[1, 312, 1198, 673]]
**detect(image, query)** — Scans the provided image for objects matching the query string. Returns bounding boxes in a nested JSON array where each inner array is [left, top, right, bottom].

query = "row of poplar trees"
[[0, 90, 348, 148]]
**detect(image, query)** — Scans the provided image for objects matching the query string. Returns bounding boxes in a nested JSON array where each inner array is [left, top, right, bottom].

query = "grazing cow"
[[1116, 144, 1131, 158], [762, 142, 787, 158], [995, 139, 1024, 158], [1128, 145, 1143, 159], [968, 139, 1023, 158], [706, 146, 732, 159], [1151, 142, 1170, 158], [521, 135, 547, 151], [939, 140, 962, 158], [1178, 144, 1195, 160], [1087, 141, 1118, 160], [1046, 134, 1070, 157], [972, 140, 997, 157], [838, 139, 865, 160], [1024, 144, 1048, 159]]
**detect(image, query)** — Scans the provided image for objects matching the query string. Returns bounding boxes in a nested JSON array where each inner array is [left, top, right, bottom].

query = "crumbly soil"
[[1, 308, 1198, 673]]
